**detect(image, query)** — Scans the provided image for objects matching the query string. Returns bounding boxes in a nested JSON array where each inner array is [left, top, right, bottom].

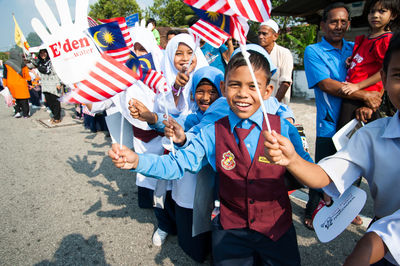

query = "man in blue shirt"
[[303, 2, 382, 229]]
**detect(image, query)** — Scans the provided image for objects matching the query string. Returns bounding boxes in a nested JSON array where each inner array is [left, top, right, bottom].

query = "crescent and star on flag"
[[93, 30, 115, 48], [206, 11, 226, 30]]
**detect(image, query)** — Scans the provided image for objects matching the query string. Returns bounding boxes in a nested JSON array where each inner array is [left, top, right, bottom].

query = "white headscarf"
[[158, 33, 208, 115]]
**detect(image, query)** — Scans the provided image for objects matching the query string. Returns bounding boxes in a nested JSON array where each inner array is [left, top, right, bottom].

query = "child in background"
[[263, 32, 400, 266], [110, 47, 312, 265], [2, 48, 31, 118], [158, 33, 208, 116], [337, 0, 399, 127]]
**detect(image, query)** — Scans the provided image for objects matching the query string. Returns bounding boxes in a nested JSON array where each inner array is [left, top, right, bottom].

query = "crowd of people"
[[1, 0, 400, 265]]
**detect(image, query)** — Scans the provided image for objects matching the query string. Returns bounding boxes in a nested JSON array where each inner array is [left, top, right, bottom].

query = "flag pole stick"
[[162, 91, 176, 156], [176, 37, 200, 97], [239, 44, 271, 133], [119, 113, 124, 149]]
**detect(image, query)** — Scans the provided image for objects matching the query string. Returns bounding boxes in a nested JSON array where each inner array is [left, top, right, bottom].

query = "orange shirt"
[[2, 65, 31, 99]]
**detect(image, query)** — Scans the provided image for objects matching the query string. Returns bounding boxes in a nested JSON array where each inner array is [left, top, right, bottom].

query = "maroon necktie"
[[234, 123, 256, 166]]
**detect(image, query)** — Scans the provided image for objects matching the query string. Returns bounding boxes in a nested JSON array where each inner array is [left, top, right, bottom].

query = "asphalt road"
[[0, 98, 373, 265]]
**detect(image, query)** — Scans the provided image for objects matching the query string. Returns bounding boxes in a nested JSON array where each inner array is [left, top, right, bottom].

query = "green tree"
[[89, 0, 142, 20], [27, 32, 42, 47], [146, 0, 194, 27], [0, 52, 9, 62], [283, 24, 317, 67]]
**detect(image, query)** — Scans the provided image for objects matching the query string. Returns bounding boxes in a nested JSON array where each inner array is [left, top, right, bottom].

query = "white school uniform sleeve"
[[318, 129, 368, 198], [367, 209, 400, 265]]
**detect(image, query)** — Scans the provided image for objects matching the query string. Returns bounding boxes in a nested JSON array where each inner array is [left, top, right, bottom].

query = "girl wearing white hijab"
[[125, 21, 178, 247], [157, 33, 208, 116], [155, 33, 210, 259], [92, 21, 175, 247]]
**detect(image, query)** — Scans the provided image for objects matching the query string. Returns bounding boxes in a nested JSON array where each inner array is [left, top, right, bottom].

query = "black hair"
[[322, 2, 350, 22], [197, 78, 217, 91], [146, 18, 156, 27], [225, 51, 271, 84], [383, 31, 400, 73], [366, 0, 400, 31], [166, 30, 181, 38]]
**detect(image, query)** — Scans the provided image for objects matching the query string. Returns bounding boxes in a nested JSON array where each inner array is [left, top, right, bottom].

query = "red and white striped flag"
[[188, 19, 230, 48], [184, 0, 271, 22], [87, 16, 98, 27], [61, 54, 141, 104], [227, 0, 271, 22], [231, 15, 249, 45], [98, 17, 134, 50], [142, 69, 168, 94], [184, 0, 235, 16], [82, 105, 95, 116]]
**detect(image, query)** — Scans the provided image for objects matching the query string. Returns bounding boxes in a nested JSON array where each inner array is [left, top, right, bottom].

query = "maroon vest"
[[132, 125, 164, 143], [215, 115, 292, 241]]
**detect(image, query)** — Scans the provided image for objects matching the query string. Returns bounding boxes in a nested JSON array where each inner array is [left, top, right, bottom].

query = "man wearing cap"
[[258, 19, 294, 105]]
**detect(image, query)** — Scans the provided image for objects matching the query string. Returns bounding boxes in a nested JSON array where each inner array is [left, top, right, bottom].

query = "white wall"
[[292, 70, 314, 99]]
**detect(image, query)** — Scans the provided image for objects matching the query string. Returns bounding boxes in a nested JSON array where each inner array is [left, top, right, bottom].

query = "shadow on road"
[[34, 234, 110, 266]]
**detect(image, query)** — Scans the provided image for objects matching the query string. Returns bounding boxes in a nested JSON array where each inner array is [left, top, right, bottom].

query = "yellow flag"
[[13, 14, 30, 54]]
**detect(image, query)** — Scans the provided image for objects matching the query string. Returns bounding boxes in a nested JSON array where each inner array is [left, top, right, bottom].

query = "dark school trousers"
[[14, 98, 30, 117], [305, 136, 337, 219], [175, 203, 211, 263], [43, 92, 61, 120], [153, 191, 177, 235], [212, 216, 301, 266]]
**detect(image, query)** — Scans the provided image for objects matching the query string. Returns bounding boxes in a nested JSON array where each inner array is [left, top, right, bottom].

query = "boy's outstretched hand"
[[108, 143, 139, 170], [129, 98, 157, 124], [163, 117, 186, 146], [263, 130, 296, 166]]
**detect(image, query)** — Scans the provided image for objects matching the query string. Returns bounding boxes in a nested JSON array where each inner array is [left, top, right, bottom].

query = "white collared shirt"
[[320, 111, 400, 218]]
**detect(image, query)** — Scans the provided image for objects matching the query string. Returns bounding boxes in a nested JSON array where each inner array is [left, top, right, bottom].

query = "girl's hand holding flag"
[[163, 117, 186, 147]]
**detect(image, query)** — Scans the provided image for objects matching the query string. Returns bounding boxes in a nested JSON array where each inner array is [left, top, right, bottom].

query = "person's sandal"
[[51, 119, 61, 124], [351, 215, 363, 225]]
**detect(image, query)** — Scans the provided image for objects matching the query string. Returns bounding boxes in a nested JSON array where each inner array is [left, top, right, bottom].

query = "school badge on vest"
[[221, 151, 236, 170]]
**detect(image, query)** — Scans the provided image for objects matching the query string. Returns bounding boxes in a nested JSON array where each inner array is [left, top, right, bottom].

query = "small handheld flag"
[[88, 21, 131, 63]]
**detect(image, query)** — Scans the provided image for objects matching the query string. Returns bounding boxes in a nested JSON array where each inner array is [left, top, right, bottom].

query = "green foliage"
[[0, 52, 9, 62], [278, 24, 317, 68], [27, 32, 42, 47], [146, 0, 194, 27], [89, 0, 142, 20]]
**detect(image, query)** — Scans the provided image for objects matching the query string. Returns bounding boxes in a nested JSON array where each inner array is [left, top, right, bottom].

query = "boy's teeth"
[[236, 102, 249, 107]]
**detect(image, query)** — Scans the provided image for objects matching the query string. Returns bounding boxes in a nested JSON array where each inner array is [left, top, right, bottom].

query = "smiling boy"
[[109, 47, 312, 265]]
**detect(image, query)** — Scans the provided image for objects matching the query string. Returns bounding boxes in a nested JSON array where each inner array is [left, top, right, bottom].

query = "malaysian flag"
[[188, 19, 230, 48], [231, 15, 249, 45], [88, 21, 131, 63], [87, 16, 98, 27], [184, 0, 271, 22], [125, 51, 167, 94], [189, 5, 249, 46], [98, 17, 134, 49], [61, 54, 141, 104]]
